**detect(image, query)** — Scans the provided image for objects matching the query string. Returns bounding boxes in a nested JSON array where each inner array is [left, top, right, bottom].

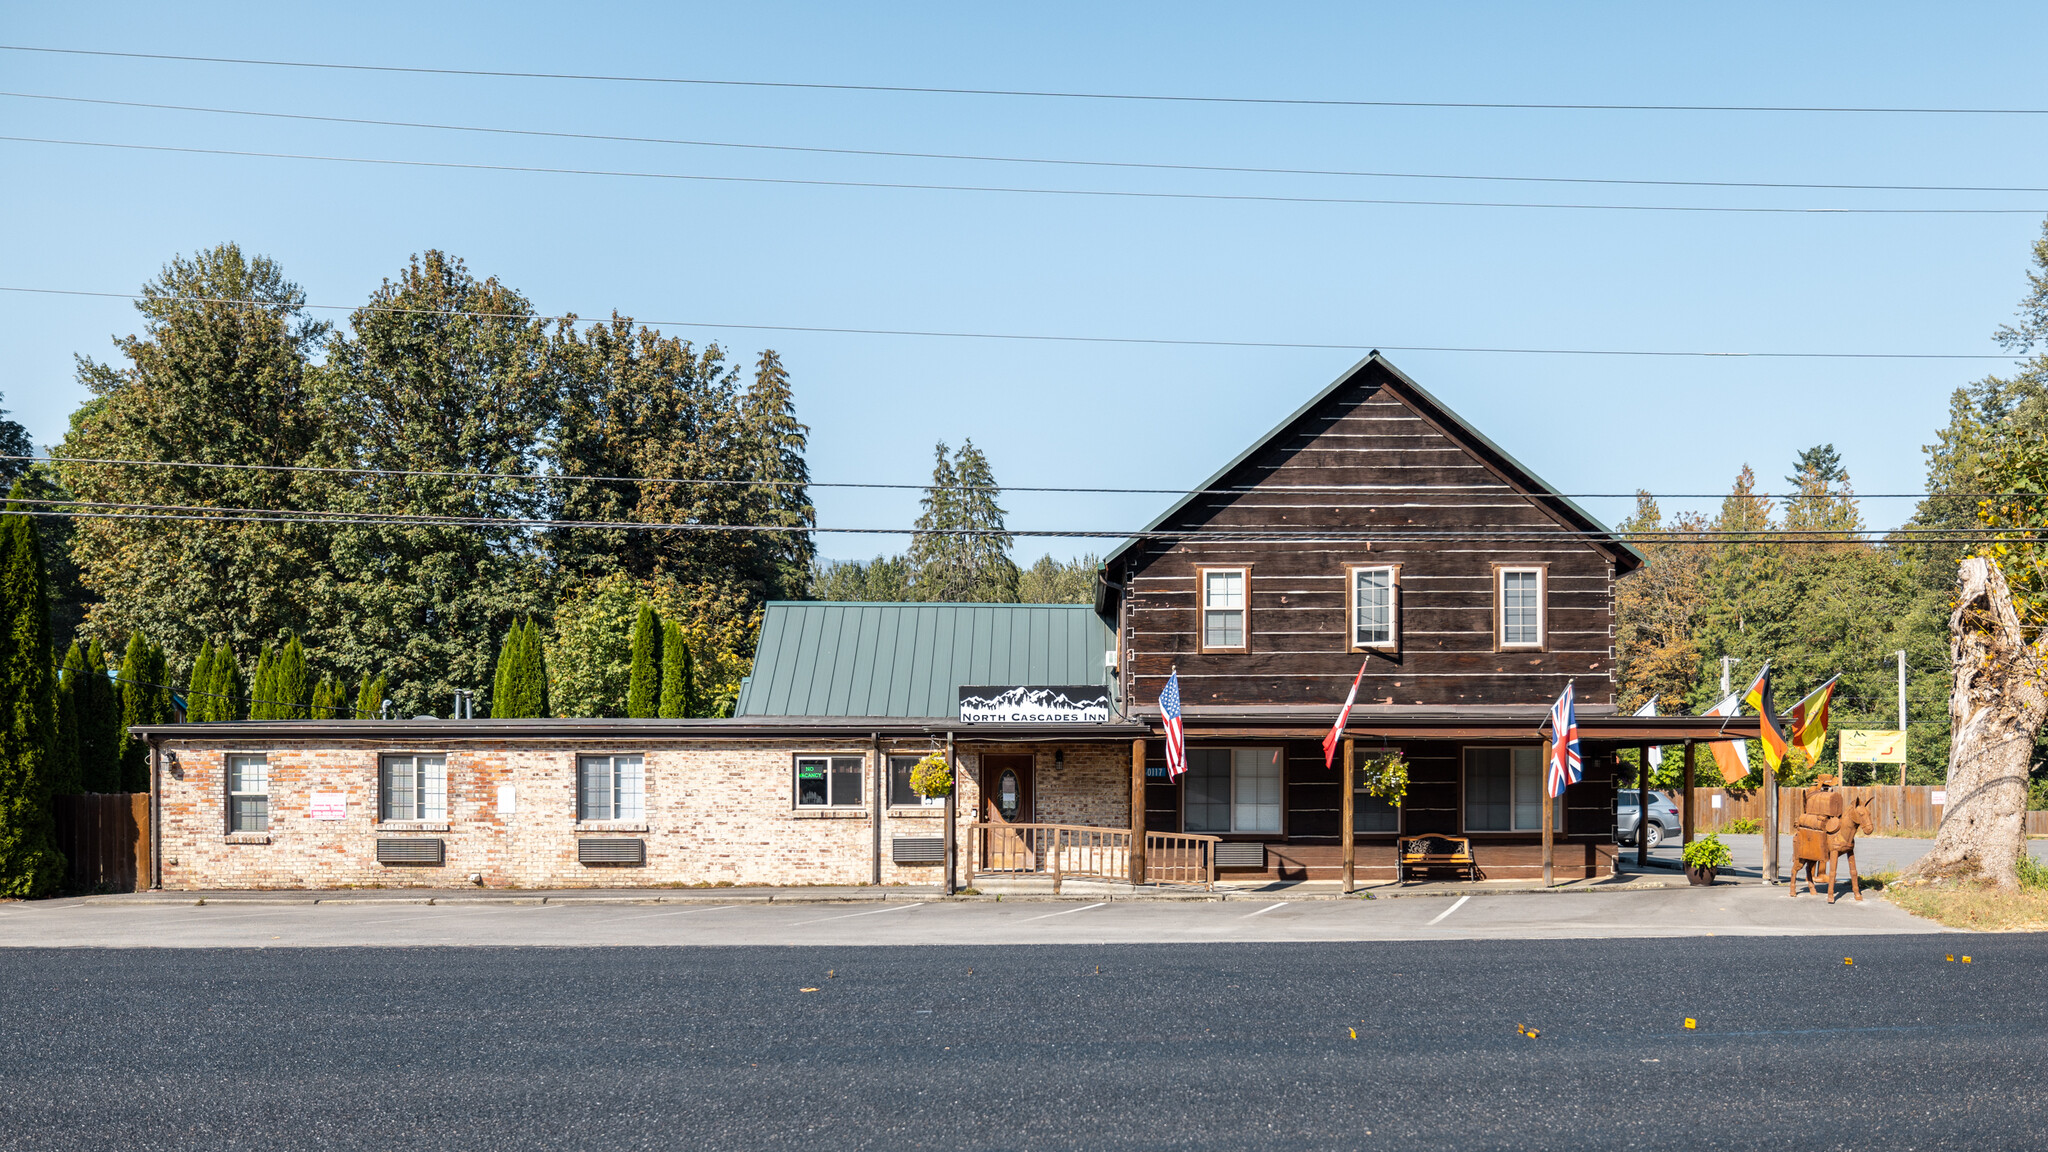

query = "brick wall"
[[158, 737, 1137, 890]]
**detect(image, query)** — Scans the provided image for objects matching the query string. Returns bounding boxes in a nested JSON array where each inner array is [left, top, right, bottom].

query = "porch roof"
[[1141, 704, 1764, 744]]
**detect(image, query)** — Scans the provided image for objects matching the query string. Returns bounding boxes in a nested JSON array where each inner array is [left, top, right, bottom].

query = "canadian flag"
[[1322, 659, 1371, 769]]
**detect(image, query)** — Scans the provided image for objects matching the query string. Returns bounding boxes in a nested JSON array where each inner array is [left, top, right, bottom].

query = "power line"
[[6, 495, 2039, 544], [8, 44, 2048, 116], [10, 89, 2048, 196], [3, 455, 2032, 502], [0, 287, 2017, 361], [7, 134, 2045, 216]]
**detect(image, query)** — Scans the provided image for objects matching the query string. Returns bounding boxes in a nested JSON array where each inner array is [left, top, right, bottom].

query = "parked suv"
[[1617, 790, 1682, 849]]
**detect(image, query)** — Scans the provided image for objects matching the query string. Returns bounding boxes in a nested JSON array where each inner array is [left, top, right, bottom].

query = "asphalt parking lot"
[[0, 882, 1937, 948]]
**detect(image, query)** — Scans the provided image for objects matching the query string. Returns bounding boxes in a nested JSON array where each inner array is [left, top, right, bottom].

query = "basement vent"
[[579, 838, 647, 866], [1215, 842, 1267, 869], [375, 838, 444, 866], [892, 837, 945, 864]]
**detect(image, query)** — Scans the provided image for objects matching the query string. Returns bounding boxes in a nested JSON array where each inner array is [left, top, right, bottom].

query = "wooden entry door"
[[981, 753, 1036, 871]]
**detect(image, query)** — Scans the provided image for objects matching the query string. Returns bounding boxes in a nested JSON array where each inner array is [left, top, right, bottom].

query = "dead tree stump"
[[1905, 556, 2041, 892]]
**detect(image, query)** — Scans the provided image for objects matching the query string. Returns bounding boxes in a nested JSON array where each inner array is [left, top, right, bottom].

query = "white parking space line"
[[1014, 902, 1108, 923], [595, 905, 741, 922], [1242, 902, 1289, 918], [788, 903, 926, 927], [1425, 895, 1472, 926], [347, 912, 456, 926]]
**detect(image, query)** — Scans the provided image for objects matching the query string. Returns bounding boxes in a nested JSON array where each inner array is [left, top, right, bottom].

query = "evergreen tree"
[[626, 603, 661, 719], [809, 555, 913, 602], [77, 638, 119, 792], [742, 349, 818, 601], [116, 633, 169, 790], [523, 618, 550, 719], [1016, 554, 1102, 604], [491, 626, 517, 719], [187, 639, 217, 723], [660, 618, 694, 719], [213, 642, 245, 721], [908, 440, 1018, 602], [51, 642, 83, 795], [250, 645, 276, 721], [353, 674, 387, 720], [547, 575, 639, 718], [0, 487, 62, 896], [491, 619, 549, 719], [273, 635, 310, 720]]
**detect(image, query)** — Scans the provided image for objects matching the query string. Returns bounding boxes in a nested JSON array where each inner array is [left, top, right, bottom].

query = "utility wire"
[[9, 89, 2047, 195], [8, 44, 2048, 116], [6, 135, 2044, 215], [0, 287, 2017, 361], [4, 455, 2034, 502]]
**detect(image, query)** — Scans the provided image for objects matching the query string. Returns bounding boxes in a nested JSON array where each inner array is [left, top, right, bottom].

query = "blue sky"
[[4, 3, 2047, 560]]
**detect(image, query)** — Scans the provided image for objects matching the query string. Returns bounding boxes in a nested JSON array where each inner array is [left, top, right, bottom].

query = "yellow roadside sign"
[[1840, 729, 1906, 764]]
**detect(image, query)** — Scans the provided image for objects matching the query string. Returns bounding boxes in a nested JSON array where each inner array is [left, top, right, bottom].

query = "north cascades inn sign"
[[957, 686, 1112, 724]]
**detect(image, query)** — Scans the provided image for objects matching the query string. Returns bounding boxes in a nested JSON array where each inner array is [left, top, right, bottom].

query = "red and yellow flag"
[[1786, 675, 1839, 763], [1742, 663, 1790, 772]]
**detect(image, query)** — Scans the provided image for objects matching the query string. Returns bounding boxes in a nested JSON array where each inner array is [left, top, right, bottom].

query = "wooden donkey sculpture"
[[1790, 780, 1875, 903]]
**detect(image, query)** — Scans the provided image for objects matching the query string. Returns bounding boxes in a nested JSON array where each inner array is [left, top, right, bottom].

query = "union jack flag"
[[1547, 680, 1581, 798], [1161, 671, 1186, 779]]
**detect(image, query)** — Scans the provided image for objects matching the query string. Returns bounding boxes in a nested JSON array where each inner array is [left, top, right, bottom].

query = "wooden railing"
[[965, 823, 1221, 891]]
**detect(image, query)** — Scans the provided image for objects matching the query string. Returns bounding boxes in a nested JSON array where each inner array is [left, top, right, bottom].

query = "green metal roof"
[[734, 601, 1115, 718]]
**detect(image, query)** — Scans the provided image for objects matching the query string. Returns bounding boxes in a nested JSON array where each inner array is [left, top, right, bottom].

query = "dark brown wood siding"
[[1118, 372, 1618, 708]]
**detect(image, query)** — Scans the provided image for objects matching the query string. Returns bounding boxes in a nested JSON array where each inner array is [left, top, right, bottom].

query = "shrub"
[[1683, 833, 1733, 872], [2019, 851, 2048, 891], [1727, 817, 1761, 835]]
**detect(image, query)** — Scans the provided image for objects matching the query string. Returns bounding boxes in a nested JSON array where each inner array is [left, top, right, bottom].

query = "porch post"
[[943, 730, 957, 896], [1130, 738, 1147, 886], [1681, 740, 1696, 847], [1762, 761, 1778, 885], [870, 732, 883, 887], [1636, 744, 1649, 869], [1341, 738, 1355, 894], [1542, 737, 1556, 887]]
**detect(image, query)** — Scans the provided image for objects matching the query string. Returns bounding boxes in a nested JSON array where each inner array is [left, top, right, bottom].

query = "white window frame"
[[1347, 564, 1400, 651], [379, 754, 447, 822], [1495, 565, 1546, 650], [1181, 746, 1283, 835], [577, 754, 645, 821], [226, 752, 269, 833], [1461, 746, 1545, 833], [1198, 566, 1249, 653], [793, 754, 865, 809], [887, 754, 944, 809]]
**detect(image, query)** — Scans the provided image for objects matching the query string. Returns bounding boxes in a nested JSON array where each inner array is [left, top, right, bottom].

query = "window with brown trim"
[[1198, 567, 1248, 652]]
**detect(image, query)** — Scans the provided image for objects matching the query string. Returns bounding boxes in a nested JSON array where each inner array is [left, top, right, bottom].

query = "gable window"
[[1349, 565, 1398, 649], [226, 753, 269, 833], [888, 755, 943, 807], [578, 754, 644, 821], [1200, 567, 1248, 651], [795, 755, 864, 808], [1497, 567, 1545, 649], [381, 754, 447, 822], [1464, 747, 1544, 831], [1183, 748, 1282, 834]]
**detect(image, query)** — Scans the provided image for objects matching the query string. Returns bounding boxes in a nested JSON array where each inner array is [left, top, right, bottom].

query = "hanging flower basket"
[[909, 752, 954, 799], [1357, 750, 1410, 807]]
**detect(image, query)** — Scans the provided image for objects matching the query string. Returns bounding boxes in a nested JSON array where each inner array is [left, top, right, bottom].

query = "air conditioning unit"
[[578, 838, 646, 865], [376, 838, 445, 865]]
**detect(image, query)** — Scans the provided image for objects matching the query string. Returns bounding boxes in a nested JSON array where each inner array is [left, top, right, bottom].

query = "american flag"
[[1161, 671, 1186, 779], [1547, 680, 1581, 798]]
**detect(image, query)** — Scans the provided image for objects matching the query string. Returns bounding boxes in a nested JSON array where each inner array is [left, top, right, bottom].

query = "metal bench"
[[1399, 835, 1480, 882]]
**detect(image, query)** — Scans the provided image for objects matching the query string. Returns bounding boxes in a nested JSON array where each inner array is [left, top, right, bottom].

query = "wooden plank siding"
[[1114, 370, 1623, 709]]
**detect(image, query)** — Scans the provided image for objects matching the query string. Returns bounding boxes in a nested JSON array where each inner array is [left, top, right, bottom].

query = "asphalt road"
[[0, 934, 2035, 1151], [0, 884, 1938, 946]]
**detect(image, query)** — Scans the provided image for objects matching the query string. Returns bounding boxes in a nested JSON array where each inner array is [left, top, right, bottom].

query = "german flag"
[[1742, 663, 1790, 771], [1786, 675, 1840, 763]]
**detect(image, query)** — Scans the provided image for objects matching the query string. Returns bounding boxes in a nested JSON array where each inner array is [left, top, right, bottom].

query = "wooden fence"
[[52, 793, 149, 892], [1681, 785, 2048, 836]]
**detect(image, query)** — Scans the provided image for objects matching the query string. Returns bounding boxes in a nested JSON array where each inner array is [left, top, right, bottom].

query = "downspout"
[[870, 731, 883, 886], [148, 736, 162, 890]]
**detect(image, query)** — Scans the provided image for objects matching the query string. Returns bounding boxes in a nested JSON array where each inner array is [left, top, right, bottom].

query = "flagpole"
[[1542, 711, 1555, 888]]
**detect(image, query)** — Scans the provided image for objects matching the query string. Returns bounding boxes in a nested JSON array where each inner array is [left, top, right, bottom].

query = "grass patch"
[[1885, 883, 2048, 931]]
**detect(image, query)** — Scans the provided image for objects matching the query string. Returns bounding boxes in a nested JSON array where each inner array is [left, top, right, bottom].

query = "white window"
[[795, 755, 864, 808], [1351, 566, 1397, 648], [888, 755, 943, 807], [1183, 748, 1282, 834], [578, 754, 645, 821], [227, 753, 269, 832], [1464, 747, 1544, 831], [1201, 568, 1247, 650], [380, 754, 447, 821], [1499, 567, 1544, 648]]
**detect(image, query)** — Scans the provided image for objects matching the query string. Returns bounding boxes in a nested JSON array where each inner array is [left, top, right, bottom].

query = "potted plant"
[[1682, 832, 1732, 886], [909, 752, 954, 800]]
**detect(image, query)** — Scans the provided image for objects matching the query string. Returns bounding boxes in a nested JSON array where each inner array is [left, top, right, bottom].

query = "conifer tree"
[[659, 618, 694, 719], [309, 675, 340, 719], [213, 642, 245, 721], [0, 487, 63, 895], [491, 626, 517, 719], [273, 635, 310, 720], [251, 646, 276, 721], [354, 674, 387, 720], [524, 618, 550, 719], [908, 440, 1018, 602], [77, 638, 119, 792], [116, 633, 169, 790], [51, 642, 83, 794], [626, 603, 661, 719], [187, 639, 216, 723]]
